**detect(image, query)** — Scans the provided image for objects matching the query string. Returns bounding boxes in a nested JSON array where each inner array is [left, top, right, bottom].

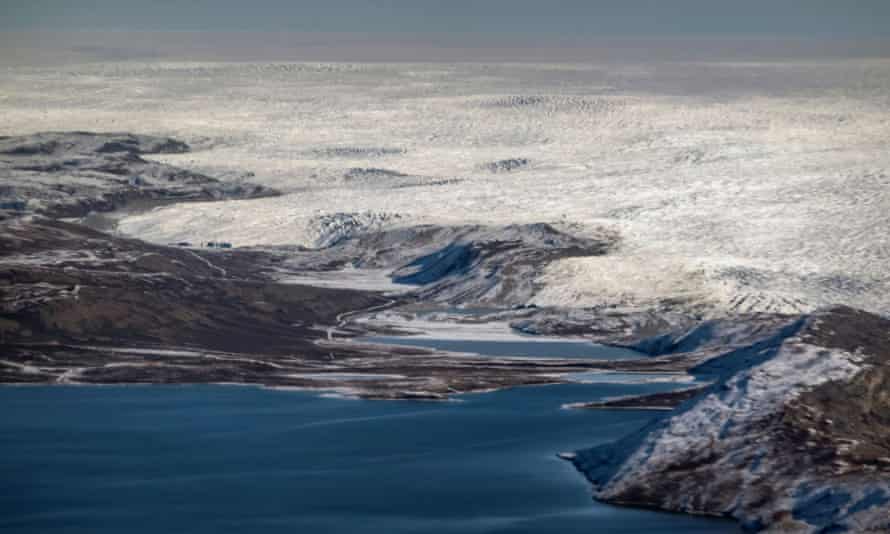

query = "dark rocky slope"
[[0, 216, 385, 357], [569, 307, 890, 532]]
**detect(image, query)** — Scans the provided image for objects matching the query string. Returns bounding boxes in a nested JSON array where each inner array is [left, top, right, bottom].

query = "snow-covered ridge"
[[276, 221, 619, 306], [570, 307, 890, 532]]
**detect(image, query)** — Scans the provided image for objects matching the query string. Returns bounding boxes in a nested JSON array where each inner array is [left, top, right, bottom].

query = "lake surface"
[[361, 336, 644, 360], [0, 385, 736, 533]]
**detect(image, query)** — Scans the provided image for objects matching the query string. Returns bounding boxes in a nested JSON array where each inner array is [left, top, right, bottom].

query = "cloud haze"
[[3, 0, 890, 38]]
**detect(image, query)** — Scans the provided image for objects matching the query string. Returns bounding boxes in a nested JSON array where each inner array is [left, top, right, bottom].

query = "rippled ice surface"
[[0, 385, 735, 533], [2, 60, 889, 315]]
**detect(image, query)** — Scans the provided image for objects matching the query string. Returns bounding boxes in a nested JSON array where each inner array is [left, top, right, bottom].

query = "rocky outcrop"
[[481, 158, 530, 173], [569, 307, 890, 532], [0, 131, 276, 219], [282, 222, 620, 306]]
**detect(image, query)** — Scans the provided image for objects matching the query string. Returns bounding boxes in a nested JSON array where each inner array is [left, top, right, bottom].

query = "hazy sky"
[[3, 0, 890, 38], [3, 1, 890, 64]]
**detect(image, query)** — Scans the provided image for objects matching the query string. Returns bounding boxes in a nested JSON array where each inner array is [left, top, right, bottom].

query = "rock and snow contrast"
[[0, 136, 660, 398], [1, 57, 889, 532], [570, 307, 890, 532], [0, 132, 275, 219], [276, 221, 619, 305]]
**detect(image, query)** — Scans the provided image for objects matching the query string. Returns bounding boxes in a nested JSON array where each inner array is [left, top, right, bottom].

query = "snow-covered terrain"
[[1, 60, 889, 315]]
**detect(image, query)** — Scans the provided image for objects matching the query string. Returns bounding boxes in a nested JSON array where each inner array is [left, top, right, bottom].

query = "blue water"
[[0, 384, 736, 533], [362, 336, 643, 360]]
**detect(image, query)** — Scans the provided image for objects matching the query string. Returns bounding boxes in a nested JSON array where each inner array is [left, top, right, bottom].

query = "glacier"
[[1, 60, 888, 316]]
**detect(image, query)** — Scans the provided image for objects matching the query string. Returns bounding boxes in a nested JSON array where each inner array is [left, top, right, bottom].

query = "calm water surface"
[[0, 384, 736, 533]]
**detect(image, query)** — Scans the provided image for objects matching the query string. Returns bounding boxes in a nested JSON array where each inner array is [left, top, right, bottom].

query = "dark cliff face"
[[570, 307, 890, 532]]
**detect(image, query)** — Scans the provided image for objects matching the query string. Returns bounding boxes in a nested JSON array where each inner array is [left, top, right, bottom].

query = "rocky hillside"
[[282, 221, 619, 306], [0, 131, 275, 219], [570, 307, 890, 532], [0, 216, 384, 359]]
